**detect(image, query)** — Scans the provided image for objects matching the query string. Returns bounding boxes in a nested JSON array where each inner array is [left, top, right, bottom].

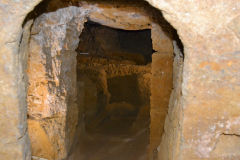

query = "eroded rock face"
[[157, 40, 184, 160], [27, 7, 88, 159], [147, 0, 240, 160], [149, 53, 173, 159], [0, 1, 41, 159], [1, 0, 240, 160], [26, 3, 173, 159], [25, 0, 173, 54], [78, 1, 173, 54]]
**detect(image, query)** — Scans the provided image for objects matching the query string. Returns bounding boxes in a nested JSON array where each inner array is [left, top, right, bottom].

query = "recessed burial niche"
[[24, 1, 182, 160]]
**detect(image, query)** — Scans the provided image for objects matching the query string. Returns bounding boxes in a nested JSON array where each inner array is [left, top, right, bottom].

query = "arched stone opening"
[[24, 1, 182, 159], [1, 0, 239, 160], [73, 21, 152, 160]]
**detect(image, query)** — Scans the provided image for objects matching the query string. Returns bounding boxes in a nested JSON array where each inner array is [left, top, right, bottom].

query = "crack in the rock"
[[222, 133, 240, 137], [17, 127, 27, 141], [212, 132, 240, 152]]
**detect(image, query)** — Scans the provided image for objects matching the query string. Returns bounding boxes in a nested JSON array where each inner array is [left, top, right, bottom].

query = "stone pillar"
[[27, 7, 88, 159], [150, 53, 173, 160], [149, 22, 174, 160]]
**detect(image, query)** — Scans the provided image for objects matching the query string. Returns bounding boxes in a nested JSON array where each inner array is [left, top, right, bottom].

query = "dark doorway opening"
[[23, 1, 184, 160], [70, 21, 152, 160], [76, 21, 153, 65]]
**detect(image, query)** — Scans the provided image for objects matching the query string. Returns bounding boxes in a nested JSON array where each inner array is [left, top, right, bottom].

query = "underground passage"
[[23, 1, 181, 159], [20, 0, 240, 159], [1, 0, 240, 160], [25, 1, 179, 158], [68, 21, 153, 160]]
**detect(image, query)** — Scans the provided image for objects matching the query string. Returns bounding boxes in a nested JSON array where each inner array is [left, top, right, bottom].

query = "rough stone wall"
[[80, 1, 173, 53], [147, 0, 240, 159], [0, 1, 41, 160], [77, 56, 152, 103], [151, 22, 173, 54], [0, 1, 172, 159], [27, 7, 88, 159], [149, 53, 173, 160], [81, 1, 173, 54], [26, 0, 173, 54], [77, 56, 151, 132], [158, 41, 184, 160], [1, 0, 240, 160], [149, 21, 174, 159]]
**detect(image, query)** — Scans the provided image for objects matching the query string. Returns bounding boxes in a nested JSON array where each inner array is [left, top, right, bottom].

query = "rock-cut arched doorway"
[[24, 1, 183, 160], [24, 2, 183, 159]]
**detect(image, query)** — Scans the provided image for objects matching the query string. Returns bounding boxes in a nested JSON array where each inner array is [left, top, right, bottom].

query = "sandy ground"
[[68, 115, 149, 160]]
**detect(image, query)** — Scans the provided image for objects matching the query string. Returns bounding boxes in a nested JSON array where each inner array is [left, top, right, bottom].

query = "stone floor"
[[68, 115, 149, 160]]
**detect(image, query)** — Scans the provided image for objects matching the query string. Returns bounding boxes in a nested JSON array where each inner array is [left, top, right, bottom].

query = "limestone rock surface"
[[146, 0, 240, 159], [1, 0, 240, 160], [27, 7, 88, 159]]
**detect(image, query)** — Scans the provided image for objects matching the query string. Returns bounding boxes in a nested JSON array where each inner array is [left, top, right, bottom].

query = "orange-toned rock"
[[147, 0, 240, 159], [27, 120, 55, 159], [1, 0, 240, 160], [149, 53, 173, 159], [27, 7, 88, 159]]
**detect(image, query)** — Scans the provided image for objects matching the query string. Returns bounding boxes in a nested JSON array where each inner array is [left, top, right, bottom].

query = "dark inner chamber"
[[76, 21, 153, 65]]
